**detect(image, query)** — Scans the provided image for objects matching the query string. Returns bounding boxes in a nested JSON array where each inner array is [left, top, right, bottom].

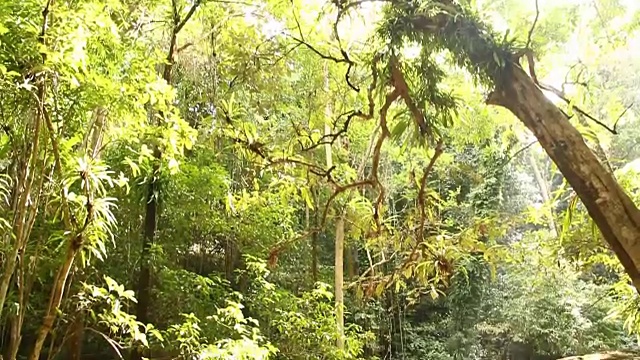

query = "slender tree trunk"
[[7, 313, 21, 360], [528, 152, 558, 236], [224, 238, 239, 282], [0, 72, 45, 320], [323, 65, 345, 350], [132, 157, 159, 360], [3, 152, 45, 360], [346, 245, 359, 280], [488, 65, 640, 288], [311, 187, 319, 284], [335, 215, 345, 349], [30, 104, 107, 360], [67, 311, 84, 360], [132, 4, 200, 359], [30, 243, 81, 360]]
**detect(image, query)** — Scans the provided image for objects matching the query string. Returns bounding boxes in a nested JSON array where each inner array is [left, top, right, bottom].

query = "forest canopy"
[[1, 0, 640, 359]]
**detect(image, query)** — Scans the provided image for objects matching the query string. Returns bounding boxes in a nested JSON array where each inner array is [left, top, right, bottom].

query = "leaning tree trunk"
[[488, 65, 640, 289]]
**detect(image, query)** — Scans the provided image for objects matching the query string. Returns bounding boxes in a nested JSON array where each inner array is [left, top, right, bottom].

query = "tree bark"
[[67, 310, 84, 360], [488, 65, 640, 289], [575, 112, 614, 174], [132, 156, 159, 360]]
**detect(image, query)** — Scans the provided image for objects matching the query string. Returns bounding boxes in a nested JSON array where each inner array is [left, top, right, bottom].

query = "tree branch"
[[175, 0, 202, 34], [501, 140, 538, 167], [525, 0, 539, 50]]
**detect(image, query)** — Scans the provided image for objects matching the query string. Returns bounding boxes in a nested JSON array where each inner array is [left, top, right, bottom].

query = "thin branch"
[[525, 0, 539, 50], [288, 35, 349, 64], [268, 229, 320, 268], [613, 103, 634, 131], [86, 328, 124, 360], [286, 35, 359, 92], [517, 52, 621, 135], [538, 82, 619, 135], [501, 140, 538, 167], [320, 180, 374, 227], [417, 140, 444, 242], [298, 110, 365, 152], [175, 0, 202, 34], [390, 59, 431, 137], [290, 0, 305, 40], [347, 252, 398, 289]]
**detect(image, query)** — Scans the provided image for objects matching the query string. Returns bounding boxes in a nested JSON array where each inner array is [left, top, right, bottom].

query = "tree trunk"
[[576, 112, 614, 174], [132, 159, 158, 360], [322, 63, 345, 350], [488, 65, 640, 288], [131, 3, 200, 359], [67, 312, 84, 360], [6, 312, 22, 360], [224, 238, 239, 283], [311, 187, 319, 284], [335, 215, 345, 350], [346, 245, 358, 280], [29, 243, 80, 360], [528, 152, 558, 236]]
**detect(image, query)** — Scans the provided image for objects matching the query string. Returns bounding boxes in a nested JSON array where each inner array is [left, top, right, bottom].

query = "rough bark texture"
[[488, 65, 640, 288]]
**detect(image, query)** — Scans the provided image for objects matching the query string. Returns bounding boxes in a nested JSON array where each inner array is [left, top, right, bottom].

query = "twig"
[[320, 180, 374, 227], [517, 51, 621, 135], [613, 103, 634, 132], [175, 0, 202, 34], [501, 140, 538, 167], [538, 82, 619, 135], [347, 252, 398, 289], [525, 0, 539, 50], [286, 35, 359, 92]]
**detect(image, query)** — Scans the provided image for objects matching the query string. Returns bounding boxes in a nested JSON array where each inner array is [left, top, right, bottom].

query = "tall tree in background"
[[133, 1, 201, 359]]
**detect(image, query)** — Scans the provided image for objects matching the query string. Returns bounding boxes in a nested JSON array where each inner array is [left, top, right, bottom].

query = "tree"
[[378, 0, 640, 289]]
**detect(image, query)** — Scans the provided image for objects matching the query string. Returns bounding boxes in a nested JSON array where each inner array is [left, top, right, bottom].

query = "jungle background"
[[1, 0, 640, 359]]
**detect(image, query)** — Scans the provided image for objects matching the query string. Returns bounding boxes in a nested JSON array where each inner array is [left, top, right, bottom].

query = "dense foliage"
[[1, 0, 640, 359]]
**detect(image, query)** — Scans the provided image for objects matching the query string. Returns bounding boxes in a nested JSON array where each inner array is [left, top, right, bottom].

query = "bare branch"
[[175, 0, 202, 34], [515, 52, 622, 135], [525, 0, 540, 50], [613, 103, 634, 131], [501, 140, 538, 167], [538, 82, 619, 135]]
